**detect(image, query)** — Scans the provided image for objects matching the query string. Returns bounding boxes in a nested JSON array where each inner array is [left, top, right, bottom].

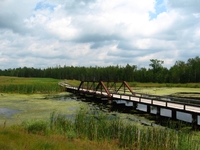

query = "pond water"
[[0, 108, 19, 117], [0, 93, 199, 127]]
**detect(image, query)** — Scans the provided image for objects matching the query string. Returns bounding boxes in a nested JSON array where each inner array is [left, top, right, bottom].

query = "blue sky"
[[34, 2, 55, 11], [150, 0, 167, 20], [0, 0, 200, 69]]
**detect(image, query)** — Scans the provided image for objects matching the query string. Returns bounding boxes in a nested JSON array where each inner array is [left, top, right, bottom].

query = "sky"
[[0, 0, 200, 69]]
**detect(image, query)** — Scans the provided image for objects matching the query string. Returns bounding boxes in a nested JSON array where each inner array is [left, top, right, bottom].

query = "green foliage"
[[22, 120, 48, 134]]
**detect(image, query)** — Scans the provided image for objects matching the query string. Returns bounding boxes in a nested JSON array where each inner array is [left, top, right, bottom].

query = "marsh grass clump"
[[22, 120, 48, 135], [48, 108, 200, 150]]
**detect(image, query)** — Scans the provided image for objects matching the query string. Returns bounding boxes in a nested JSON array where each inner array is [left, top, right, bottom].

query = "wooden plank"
[[140, 98, 152, 104], [153, 100, 166, 106], [121, 95, 130, 100], [185, 105, 200, 113], [167, 102, 184, 110], [113, 94, 121, 99], [130, 97, 140, 102]]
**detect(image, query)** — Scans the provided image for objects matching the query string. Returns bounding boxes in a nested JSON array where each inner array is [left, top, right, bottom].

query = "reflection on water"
[[0, 108, 19, 117]]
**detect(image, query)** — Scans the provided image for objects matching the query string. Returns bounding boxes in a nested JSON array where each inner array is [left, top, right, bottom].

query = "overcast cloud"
[[0, 0, 200, 69]]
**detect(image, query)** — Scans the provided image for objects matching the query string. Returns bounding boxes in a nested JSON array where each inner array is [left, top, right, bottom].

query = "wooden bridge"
[[59, 81, 200, 128]]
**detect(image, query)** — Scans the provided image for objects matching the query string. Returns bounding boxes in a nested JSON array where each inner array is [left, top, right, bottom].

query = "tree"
[[149, 59, 164, 82], [149, 59, 164, 73]]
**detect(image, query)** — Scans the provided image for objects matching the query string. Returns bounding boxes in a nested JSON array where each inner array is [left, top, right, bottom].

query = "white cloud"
[[0, 0, 200, 69]]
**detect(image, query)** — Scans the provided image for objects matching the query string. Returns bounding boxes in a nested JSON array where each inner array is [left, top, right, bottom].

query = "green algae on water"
[[0, 93, 87, 126]]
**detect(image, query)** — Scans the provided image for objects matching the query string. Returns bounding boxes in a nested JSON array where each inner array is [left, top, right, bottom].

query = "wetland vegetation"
[[1, 107, 200, 150], [1, 76, 200, 149], [0, 76, 64, 94]]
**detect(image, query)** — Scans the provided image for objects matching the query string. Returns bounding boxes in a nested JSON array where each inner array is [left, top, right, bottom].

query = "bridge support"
[[192, 113, 198, 129], [171, 109, 176, 120], [147, 105, 151, 113], [133, 102, 138, 110], [156, 107, 161, 120]]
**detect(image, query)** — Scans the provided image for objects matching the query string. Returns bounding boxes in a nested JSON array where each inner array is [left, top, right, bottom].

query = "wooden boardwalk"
[[59, 81, 200, 127]]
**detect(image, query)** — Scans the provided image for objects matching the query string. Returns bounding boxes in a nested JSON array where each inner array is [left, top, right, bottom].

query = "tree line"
[[0, 56, 200, 83]]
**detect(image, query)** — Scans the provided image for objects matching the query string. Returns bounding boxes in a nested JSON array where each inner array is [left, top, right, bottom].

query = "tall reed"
[[48, 108, 200, 150], [0, 83, 64, 94]]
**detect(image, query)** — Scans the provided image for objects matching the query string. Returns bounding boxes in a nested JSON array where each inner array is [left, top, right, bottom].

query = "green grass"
[[0, 126, 118, 150], [1, 108, 199, 150], [48, 108, 200, 150], [0, 76, 64, 94]]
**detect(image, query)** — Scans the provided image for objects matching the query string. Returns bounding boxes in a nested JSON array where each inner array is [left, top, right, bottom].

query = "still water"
[[0, 94, 199, 126]]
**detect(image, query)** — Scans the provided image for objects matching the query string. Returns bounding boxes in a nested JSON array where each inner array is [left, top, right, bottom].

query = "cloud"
[[0, 0, 200, 70], [167, 0, 200, 13]]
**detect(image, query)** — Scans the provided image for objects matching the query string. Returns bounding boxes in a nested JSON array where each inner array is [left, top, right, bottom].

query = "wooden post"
[[192, 113, 198, 130], [171, 109, 176, 120], [147, 105, 151, 113], [133, 102, 138, 110], [156, 106, 160, 119]]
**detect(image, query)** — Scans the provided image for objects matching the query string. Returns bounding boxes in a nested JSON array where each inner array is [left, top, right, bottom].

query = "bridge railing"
[[111, 92, 200, 114]]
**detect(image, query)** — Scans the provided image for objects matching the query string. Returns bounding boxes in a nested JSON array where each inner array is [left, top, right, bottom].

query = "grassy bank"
[[0, 76, 64, 94], [1, 108, 200, 150]]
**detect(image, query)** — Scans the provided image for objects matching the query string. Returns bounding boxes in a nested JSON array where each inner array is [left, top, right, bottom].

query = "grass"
[[0, 126, 118, 150], [0, 76, 64, 94], [1, 108, 200, 150]]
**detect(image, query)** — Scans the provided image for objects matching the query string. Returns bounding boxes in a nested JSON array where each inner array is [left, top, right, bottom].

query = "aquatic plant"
[[49, 108, 200, 150]]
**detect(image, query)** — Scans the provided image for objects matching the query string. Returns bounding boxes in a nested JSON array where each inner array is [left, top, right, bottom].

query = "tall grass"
[[0, 76, 64, 93], [49, 108, 200, 150], [0, 83, 64, 94]]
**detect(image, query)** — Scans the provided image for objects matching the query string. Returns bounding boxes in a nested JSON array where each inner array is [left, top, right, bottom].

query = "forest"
[[0, 56, 200, 83]]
